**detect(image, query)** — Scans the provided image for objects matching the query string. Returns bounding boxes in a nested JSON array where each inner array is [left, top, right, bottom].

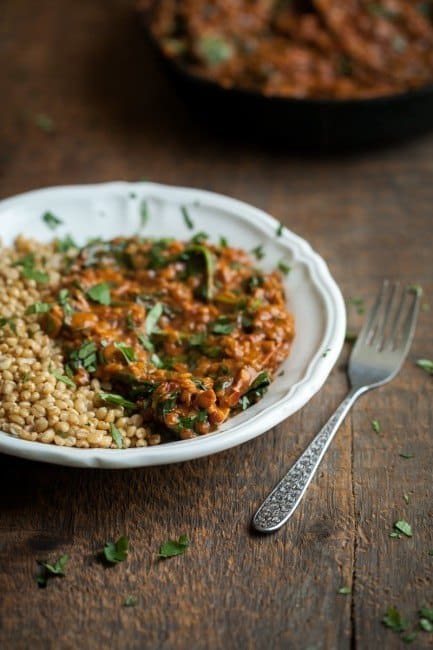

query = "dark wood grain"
[[0, 1, 432, 649]]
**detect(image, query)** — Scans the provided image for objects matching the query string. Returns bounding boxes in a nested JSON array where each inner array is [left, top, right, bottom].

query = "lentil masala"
[[0, 235, 294, 447], [146, 0, 433, 99]]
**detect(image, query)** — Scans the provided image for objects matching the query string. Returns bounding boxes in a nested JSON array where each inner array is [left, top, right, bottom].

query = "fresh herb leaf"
[[372, 419, 381, 433], [196, 34, 233, 66], [185, 245, 215, 300], [419, 618, 433, 632], [50, 368, 76, 388], [211, 317, 234, 335], [416, 359, 433, 375], [251, 245, 265, 260], [22, 371, 31, 382], [124, 596, 137, 607], [67, 341, 98, 373], [182, 205, 194, 230], [402, 631, 418, 643], [338, 587, 351, 595], [114, 342, 136, 364], [393, 520, 412, 537], [382, 606, 408, 633], [103, 535, 129, 563], [158, 534, 189, 558], [42, 553, 69, 576], [145, 303, 163, 335], [23, 267, 49, 283], [87, 282, 111, 306], [99, 391, 136, 410], [42, 211, 63, 230], [276, 222, 284, 237], [403, 493, 410, 504], [140, 200, 149, 227], [219, 236, 228, 247], [419, 607, 433, 623], [36, 553, 69, 587], [110, 423, 124, 449], [35, 113, 55, 133], [347, 296, 365, 315], [58, 288, 74, 316], [137, 333, 154, 353], [399, 452, 415, 459], [26, 302, 51, 314], [277, 261, 291, 275], [56, 234, 78, 252], [190, 231, 208, 244]]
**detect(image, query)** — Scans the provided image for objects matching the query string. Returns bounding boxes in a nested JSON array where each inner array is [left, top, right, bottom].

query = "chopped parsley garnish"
[[338, 587, 351, 595], [140, 200, 149, 227], [219, 236, 228, 247], [67, 341, 98, 373], [50, 368, 76, 388], [190, 231, 208, 244], [58, 288, 74, 316], [371, 419, 381, 433], [239, 371, 271, 410], [137, 333, 154, 353], [145, 302, 163, 335], [56, 234, 78, 252], [114, 342, 136, 364], [14, 252, 49, 283], [185, 244, 215, 300], [382, 606, 408, 633], [36, 553, 69, 587], [87, 282, 111, 306], [42, 211, 63, 230], [277, 261, 291, 275], [211, 317, 235, 335], [276, 222, 284, 237], [251, 245, 265, 260], [26, 302, 51, 314], [99, 391, 136, 410], [124, 596, 137, 607], [35, 113, 55, 133], [110, 423, 124, 449], [347, 296, 365, 315], [393, 520, 412, 538], [196, 34, 233, 66], [158, 534, 189, 558], [399, 452, 415, 459], [182, 205, 194, 230], [23, 267, 50, 283], [416, 359, 433, 375], [103, 535, 129, 563]]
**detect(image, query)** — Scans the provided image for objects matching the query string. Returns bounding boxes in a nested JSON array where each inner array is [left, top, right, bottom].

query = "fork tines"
[[361, 280, 421, 352]]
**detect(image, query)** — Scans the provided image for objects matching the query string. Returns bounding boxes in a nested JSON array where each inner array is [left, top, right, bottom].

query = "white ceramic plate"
[[0, 182, 346, 468]]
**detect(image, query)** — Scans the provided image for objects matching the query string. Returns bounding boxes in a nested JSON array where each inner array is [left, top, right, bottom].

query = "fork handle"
[[252, 387, 363, 533]]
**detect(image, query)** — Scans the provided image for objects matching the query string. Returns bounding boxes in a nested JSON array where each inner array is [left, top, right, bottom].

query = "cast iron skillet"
[[140, 13, 433, 151]]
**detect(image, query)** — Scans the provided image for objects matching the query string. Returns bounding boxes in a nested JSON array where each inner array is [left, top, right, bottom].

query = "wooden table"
[[0, 2, 432, 648]]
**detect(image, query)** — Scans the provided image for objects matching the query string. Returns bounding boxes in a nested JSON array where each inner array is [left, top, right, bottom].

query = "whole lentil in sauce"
[[6, 236, 294, 446]]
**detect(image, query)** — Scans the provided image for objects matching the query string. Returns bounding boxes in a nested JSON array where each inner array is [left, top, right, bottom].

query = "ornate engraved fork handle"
[[252, 387, 363, 533]]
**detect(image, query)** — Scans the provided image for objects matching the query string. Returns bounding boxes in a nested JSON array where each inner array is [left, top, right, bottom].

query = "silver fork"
[[252, 280, 421, 533]]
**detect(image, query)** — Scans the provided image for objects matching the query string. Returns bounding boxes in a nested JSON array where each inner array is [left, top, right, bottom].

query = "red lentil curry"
[[146, 0, 433, 99], [36, 236, 294, 443]]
